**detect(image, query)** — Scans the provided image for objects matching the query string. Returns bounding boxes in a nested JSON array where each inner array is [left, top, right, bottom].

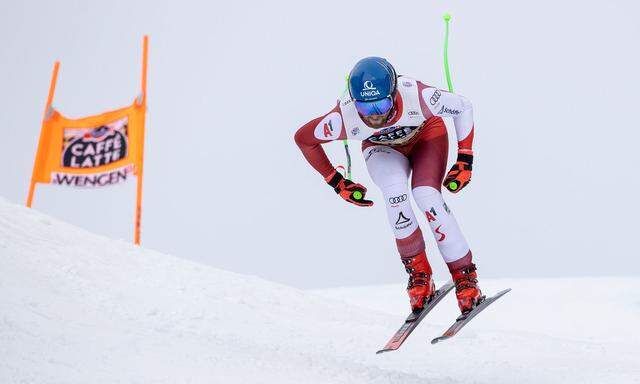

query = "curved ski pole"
[[443, 13, 454, 93], [443, 13, 461, 192]]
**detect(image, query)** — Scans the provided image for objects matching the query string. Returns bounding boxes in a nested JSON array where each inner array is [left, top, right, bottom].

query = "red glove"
[[325, 170, 373, 207], [444, 153, 473, 193]]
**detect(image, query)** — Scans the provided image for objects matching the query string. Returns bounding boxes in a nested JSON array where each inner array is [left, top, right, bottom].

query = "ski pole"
[[443, 13, 454, 93], [442, 13, 460, 192], [341, 74, 352, 180]]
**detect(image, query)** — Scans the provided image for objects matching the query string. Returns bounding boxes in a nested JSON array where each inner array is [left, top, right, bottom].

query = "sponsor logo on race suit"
[[314, 112, 342, 140], [388, 194, 408, 205], [434, 225, 446, 241], [364, 146, 392, 161], [429, 89, 442, 105], [395, 211, 413, 230], [438, 105, 461, 115], [366, 124, 424, 146]]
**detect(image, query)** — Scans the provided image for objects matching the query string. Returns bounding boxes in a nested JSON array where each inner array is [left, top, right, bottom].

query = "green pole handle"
[[448, 181, 459, 191], [352, 190, 363, 200], [443, 13, 454, 93]]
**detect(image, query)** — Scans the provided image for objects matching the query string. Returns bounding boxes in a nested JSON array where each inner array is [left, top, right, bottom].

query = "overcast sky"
[[1, 0, 639, 288]]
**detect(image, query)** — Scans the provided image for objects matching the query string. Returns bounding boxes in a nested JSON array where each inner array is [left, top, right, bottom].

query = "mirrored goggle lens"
[[354, 97, 393, 116]]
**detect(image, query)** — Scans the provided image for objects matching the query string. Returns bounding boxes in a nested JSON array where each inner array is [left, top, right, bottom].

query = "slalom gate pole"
[[27, 61, 60, 208], [134, 35, 149, 245]]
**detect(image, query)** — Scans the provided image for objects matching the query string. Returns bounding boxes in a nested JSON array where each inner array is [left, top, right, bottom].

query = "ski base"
[[430, 288, 511, 345], [376, 281, 455, 354]]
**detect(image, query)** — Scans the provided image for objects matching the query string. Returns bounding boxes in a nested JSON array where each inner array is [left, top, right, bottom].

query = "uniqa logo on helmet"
[[360, 80, 381, 98]]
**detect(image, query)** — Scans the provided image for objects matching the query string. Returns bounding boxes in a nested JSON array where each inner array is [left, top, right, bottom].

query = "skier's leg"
[[409, 119, 482, 313], [364, 145, 422, 256], [363, 145, 434, 310], [410, 129, 471, 267]]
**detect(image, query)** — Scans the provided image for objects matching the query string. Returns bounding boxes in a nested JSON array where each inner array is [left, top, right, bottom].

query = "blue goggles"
[[354, 96, 394, 116]]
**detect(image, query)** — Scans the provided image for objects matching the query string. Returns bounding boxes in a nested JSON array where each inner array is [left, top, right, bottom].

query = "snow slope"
[[316, 278, 640, 383], [1, 197, 639, 383]]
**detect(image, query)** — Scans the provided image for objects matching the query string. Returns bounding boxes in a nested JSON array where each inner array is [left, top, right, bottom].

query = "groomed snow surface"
[[1, 197, 638, 384]]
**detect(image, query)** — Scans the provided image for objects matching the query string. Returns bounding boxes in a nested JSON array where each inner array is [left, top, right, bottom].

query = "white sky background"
[[0, 0, 638, 288]]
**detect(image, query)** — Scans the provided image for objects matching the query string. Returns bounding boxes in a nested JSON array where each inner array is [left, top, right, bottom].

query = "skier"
[[294, 57, 482, 315]]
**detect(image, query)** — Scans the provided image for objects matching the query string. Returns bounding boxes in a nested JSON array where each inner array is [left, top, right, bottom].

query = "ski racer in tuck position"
[[294, 57, 482, 315]]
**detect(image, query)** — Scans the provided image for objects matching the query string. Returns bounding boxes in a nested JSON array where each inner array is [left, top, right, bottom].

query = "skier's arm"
[[420, 85, 475, 193], [293, 115, 337, 179], [420, 86, 474, 152], [294, 105, 373, 207]]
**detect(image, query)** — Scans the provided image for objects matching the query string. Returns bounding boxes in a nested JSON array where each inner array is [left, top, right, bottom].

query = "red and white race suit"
[[294, 76, 475, 270]]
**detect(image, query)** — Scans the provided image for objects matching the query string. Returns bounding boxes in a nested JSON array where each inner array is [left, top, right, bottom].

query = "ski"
[[376, 281, 455, 354], [430, 288, 511, 344]]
